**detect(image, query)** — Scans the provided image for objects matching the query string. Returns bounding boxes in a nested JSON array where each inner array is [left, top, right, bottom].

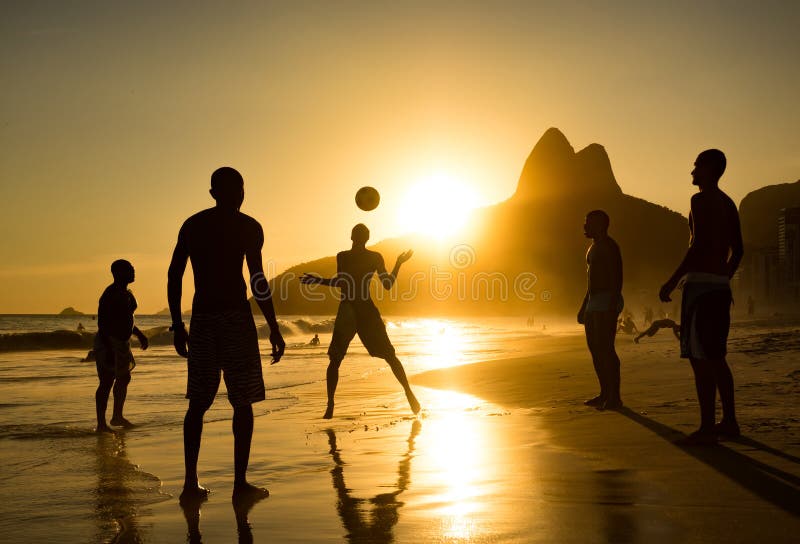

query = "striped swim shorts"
[[186, 310, 265, 406]]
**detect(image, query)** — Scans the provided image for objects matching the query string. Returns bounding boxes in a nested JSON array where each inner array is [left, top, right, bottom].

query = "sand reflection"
[[412, 390, 505, 541], [326, 420, 420, 543]]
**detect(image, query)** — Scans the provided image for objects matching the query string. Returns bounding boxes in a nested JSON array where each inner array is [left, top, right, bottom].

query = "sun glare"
[[397, 172, 479, 240]]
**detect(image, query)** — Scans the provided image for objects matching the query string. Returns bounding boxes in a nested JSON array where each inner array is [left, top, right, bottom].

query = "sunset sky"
[[1, 1, 798, 313]]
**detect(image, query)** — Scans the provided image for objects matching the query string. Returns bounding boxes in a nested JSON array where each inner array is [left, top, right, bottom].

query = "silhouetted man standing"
[[301, 224, 420, 419], [94, 259, 149, 432], [660, 149, 743, 445], [168, 167, 285, 502], [578, 210, 624, 410]]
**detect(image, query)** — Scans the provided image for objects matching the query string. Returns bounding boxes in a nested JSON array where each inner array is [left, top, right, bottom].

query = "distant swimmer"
[[634, 319, 680, 343], [310, 333, 320, 346], [577, 210, 624, 411], [301, 223, 420, 419], [77, 322, 86, 332], [660, 149, 743, 445], [82, 349, 96, 362], [168, 167, 285, 503], [94, 259, 149, 432]]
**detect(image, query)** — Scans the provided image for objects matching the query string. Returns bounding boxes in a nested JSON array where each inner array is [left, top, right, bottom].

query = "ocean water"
[[0, 314, 548, 543]]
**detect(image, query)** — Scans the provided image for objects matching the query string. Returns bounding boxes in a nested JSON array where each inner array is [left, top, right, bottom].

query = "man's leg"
[[231, 403, 269, 500], [687, 358, 717, 441], [95, 375, 114, 432], [600, 313, 622, 409], [711, 357, 739, 435], [584, 316, 606, 405], [182, 397, 213, 499], [110, 372, 133, 427], [324, 357, 343, 419], [385, 354, 421, 414]]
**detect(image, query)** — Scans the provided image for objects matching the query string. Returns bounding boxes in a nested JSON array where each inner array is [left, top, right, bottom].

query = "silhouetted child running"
[[301, 224, 420, 419], [94, 259, 148, 432]]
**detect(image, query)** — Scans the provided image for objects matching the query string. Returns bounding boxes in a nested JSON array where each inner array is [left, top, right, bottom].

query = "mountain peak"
[[535, 127, 574, 153], [514, 129, 621, 201]]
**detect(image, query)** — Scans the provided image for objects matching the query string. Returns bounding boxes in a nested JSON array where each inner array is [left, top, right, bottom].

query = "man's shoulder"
[[236, 211, 262, 229], [99, 284, 125, 305], [692, 188, 735, 206], [181, 208, 215, 229]]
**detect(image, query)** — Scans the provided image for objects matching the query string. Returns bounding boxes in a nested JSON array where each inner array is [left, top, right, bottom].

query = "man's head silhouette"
[[111, 259, 135, 283], [210, 167, 245, 209], [692, 149, 726, 188], [584, 210, 610, 239], [351, 224, 370, 246]]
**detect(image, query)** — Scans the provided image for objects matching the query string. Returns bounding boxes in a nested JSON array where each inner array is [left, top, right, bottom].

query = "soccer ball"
[[355, 186, 380, 211]]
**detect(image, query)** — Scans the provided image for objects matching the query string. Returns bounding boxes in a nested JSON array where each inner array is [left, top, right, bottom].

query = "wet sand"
[[95, 322, 800, 543], [414, 325, 800, 543]]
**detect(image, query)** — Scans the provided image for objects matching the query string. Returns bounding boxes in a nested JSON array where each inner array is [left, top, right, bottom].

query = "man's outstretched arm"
[[167, 232, 189, 357], [378, 250, 413, 290], [300, 253, 345, 287]]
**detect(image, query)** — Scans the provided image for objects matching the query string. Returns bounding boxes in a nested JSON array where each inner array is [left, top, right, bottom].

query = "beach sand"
[[101, 321, 799, 543], [2, 319, 798, 543]]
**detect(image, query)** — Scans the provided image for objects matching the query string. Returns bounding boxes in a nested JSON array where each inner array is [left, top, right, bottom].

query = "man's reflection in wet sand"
[[180, 485, 266, 543], [93, 432, 144, 543], [327, 420, 421, 543]]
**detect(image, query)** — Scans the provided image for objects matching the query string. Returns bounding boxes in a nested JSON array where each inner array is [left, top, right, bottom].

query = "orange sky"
[[1, 2, 798, 313]]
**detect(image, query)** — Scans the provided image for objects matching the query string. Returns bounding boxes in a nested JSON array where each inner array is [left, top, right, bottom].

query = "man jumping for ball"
[[301, 224, 420, 419]]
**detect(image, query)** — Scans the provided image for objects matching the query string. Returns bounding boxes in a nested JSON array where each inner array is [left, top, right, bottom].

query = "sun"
[[396, 172, 479, 240]]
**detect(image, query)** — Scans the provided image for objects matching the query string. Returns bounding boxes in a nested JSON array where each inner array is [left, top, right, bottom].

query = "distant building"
[[778, 207, 800, 302]]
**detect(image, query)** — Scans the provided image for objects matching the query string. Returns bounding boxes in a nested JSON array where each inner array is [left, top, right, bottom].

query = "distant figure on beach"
[[617, 315, 639, 335], [94, 259, 149, 432], [77, 322, 85, 332], [578, 210, 624, 411], [660, 149, 743, 445], [168, 166, 286, 503], [747, 295, 755, 316], [301, 224, 420, 419], [310, 333, 320, 346], [634, 319, 680, 343]]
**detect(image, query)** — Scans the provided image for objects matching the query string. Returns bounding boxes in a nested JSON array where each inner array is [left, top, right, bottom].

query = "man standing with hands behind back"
[[168, 167, 285, 502]]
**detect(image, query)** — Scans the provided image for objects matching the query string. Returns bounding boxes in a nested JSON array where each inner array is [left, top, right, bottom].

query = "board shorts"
[[328, 300, 395, 362], [94, 333, 135, 380], [680, 273, 732, 360], [585, 291, 624, 314], [187, 310, 265, 406]]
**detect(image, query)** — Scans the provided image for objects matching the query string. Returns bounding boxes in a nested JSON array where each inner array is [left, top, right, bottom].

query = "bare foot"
[[110, 416, 135, 428], [179, 484, 210, 505], [323, 404, 334, 419], [676, 429, 718, 446], [96, 424, 115, 434], [232, 482, 270, 502], [714, 419, 741, 438], [598, 398, 623, 411], [408, 395, 421, 415], [583, 395, 604, 407]]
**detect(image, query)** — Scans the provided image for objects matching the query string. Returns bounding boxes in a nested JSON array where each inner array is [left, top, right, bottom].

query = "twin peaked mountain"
[[262, 128, 688, 316]]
